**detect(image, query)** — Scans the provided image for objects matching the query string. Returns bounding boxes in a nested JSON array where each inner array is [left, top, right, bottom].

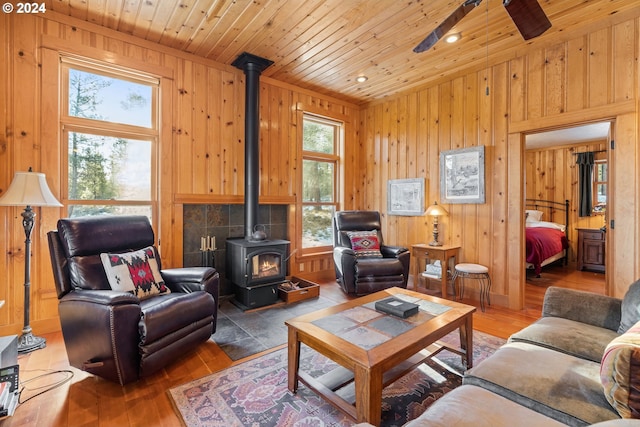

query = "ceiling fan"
[[414, 0, 551, 53]]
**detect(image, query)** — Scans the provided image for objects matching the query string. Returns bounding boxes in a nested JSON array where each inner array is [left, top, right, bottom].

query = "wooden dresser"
[[576, 228, 605, 273]]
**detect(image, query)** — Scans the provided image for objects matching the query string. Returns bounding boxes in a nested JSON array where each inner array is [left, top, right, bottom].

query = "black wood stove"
[[226, 52, 290, 309]]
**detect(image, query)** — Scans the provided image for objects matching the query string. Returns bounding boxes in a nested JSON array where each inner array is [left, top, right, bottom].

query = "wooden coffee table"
[[286, 287, 475, 425]]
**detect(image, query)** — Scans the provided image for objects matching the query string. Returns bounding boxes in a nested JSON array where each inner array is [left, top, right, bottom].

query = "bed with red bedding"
[[525, 199, 570, 277], [526, 226, 569, 276]]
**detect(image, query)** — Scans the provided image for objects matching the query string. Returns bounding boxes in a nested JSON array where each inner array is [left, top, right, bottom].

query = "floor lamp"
[[0, 169, 62, 353]]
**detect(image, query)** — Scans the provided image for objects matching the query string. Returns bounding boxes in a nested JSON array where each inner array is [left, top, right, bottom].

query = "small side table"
[[411, 244, 460, 298], [576, 228, 605, 273]]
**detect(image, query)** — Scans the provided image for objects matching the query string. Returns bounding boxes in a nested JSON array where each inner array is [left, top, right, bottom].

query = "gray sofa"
[[403, 282, 640, 427]]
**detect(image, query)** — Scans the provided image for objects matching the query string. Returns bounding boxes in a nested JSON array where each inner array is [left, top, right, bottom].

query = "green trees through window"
[[61, 59, 157, 219], [301, 116, 341, 249]]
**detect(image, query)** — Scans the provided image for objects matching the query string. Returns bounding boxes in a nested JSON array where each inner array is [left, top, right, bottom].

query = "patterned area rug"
[[168, 330, 505, 427]]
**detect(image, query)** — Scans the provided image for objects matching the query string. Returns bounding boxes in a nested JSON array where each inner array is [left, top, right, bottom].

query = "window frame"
[[592, 158, 607, 209], [59, 56, 160, 224], [298, 113, 343, 255]]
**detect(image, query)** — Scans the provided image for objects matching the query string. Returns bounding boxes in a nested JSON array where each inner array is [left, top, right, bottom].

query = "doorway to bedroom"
[[523, 121, 610, 299]]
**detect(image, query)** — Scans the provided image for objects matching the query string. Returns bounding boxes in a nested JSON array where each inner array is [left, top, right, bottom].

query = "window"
[[300, 115, 342, 250], [60, 57, 159, 221], [593, 159, 607, 212]]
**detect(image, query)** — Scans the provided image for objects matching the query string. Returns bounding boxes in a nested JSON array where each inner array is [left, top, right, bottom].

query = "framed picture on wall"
[[440, 146, 485, 204], [387, 178, 425, 216]]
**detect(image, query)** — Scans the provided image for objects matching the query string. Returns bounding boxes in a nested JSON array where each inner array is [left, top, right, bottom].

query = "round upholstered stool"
[[452, 263, 491, 312]]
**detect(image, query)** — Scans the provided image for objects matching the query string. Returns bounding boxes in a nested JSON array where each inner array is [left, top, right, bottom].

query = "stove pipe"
[[232, 52, 274, 240]]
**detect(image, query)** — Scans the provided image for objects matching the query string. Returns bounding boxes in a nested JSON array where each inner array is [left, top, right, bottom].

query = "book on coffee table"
[[375, 297, 419, 318]]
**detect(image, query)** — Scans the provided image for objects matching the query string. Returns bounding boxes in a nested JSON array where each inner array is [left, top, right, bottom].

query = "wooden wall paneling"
[[223, 70, 241, 196], [0, 14, 10, 327], [160, 76, 178, 268], [412, 90, 428, 245], [426, 87, 440, 243], [566, 36, 587, 112], [488, 62, 509, 297], [346, 107, 363, 210], [274, 85, 291, 197], [287, 93, 298, 209], [544, 43, 566, 116], [379, 101, 391, 229], [362, 105, 372, 210], [509, 56, 526, 123], [476, 68, 493, 273], [259, 82, 270, 197], [206, 67, 222, 195], [461, 72, 480, 265], [37, 46, 65, 330], [438, 82, 453, 246], [406, 93, 420, 243], [265, 83, 280, 197], [105, 34, 126, 57], [368, 102, 380, 211], [383, 101, 397, 238], [394, 96, 408, 245], [610, 113, 637, 296], [507, 130, 525, 308], [175, 59, 194, 195], [416, 90, 429, 199], [526, 49, 545, 120], [280, 86, 294, 198], [191, 62, 209, 195], [587, 28, 611, 108], [8, 16, 40, 333], [612, 20, 637, 104]]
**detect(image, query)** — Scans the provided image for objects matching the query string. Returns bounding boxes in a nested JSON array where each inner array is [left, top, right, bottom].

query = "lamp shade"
[[0, 171, 62, 207], [425, 201, 448, 217]]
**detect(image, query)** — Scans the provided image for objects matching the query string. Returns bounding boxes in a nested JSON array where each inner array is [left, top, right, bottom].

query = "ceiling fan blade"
[[413, 0, 482, 53], [503, 0, 551, 40]]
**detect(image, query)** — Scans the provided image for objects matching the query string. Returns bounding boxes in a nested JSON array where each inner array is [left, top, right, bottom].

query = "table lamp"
[[0, 168, 62, 353], [425, 201, 448, 246]]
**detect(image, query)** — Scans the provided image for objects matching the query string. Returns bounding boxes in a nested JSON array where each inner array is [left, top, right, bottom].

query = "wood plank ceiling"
[[44, 0, 639, 105]]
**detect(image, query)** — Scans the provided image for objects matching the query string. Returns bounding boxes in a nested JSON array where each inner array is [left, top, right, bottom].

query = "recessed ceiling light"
[[445, 33, 461, 43], [356, 75, 368, 83]]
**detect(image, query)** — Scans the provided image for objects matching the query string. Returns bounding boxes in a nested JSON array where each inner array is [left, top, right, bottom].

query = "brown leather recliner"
[[47, 215, 219, 385], [332, 210, 410, 295]]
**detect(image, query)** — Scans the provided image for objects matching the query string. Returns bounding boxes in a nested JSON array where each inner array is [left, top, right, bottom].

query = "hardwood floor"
[[5, 267, 605, 427]]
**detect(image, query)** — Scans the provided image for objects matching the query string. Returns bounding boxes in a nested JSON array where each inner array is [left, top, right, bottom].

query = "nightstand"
[[576, 228, 605, 273], [410, 244, 460, 298]]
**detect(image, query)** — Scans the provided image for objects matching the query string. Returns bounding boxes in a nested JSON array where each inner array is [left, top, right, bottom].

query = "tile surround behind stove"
[[183, 204, 288, 296]]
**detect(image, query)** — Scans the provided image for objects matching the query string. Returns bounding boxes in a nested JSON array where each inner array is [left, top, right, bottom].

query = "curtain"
[[576, 152, 595, 217]]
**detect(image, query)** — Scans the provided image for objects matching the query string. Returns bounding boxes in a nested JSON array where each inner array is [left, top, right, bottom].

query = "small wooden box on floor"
[[278, 277, 320, 303]]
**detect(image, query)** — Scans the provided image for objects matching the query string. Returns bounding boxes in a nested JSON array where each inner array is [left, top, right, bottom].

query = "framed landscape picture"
[[440, 146, 485, 204], [387, 178, 425, 216]]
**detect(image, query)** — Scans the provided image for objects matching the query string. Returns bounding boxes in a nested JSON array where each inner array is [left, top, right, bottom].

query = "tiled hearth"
[[183, 204, 288, 296]]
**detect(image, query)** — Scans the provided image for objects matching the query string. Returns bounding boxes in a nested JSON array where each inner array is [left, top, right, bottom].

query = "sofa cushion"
[[618, 280, 640, 334], [101, 246, 170, 300], [509, 316, 620, 363], [404, 385, 566, 427], [601, 320, 640, 418], [463, 341, 619, 426], [346, 230, 383, 258]]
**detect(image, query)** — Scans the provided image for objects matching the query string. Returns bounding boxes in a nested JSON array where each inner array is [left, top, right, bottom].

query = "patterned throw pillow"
[[346, 230, 383, 258], [100, 246, 170, 300], [601, 320, 640, 418]]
